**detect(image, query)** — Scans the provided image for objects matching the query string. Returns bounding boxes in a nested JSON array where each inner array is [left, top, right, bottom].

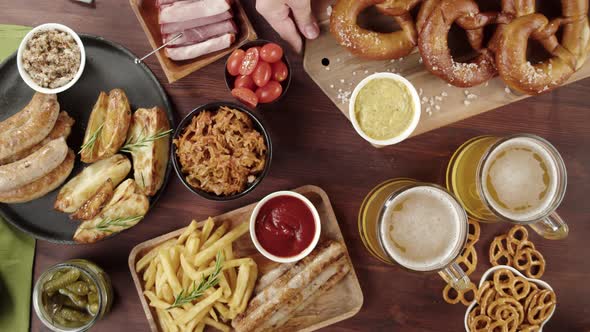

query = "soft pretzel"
[[330, 0, 419, 60], [494, 10, 582, 94], [419, 0, 498, 87], [560, 0, 590, 70]]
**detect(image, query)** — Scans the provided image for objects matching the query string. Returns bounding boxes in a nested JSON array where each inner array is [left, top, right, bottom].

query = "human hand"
[[256, 0, 320, 53]]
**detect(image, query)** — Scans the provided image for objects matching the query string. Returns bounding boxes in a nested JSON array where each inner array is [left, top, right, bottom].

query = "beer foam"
[[482, 137, 558, 221], [380, 186, 464, 271]]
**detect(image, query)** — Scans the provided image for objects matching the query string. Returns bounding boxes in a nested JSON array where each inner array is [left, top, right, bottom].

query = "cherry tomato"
[[256, 81, 283, 103], [252, 61, 272, 87], [239, 47, 260, 76], [227, 49, 245, 76], [260, 43, 284, 63], [234, 75, 255, 90], [232, 87, 258, 108], [271, 61, 288, 82]]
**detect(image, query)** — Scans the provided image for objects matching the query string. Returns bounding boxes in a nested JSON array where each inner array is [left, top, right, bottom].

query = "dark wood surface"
[[2, 1, 589, 331]]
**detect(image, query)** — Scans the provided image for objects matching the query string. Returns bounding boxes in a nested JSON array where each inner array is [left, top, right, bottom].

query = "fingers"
[[287, 0, 319, 40], [256, 0, 303, 52]]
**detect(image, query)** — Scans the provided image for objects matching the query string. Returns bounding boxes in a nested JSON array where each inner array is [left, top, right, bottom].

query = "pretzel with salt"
[[418, 0, 498, 87], [494, 0, 590, 94], [330, 0, 435, 60]]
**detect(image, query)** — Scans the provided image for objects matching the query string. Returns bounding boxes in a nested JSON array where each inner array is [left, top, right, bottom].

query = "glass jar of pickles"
[[32, 259, 113, 331]]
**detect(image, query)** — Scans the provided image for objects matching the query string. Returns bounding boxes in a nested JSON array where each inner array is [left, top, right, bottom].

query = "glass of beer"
[[447, 134, 568, 240], [359, 179, 471, 290]]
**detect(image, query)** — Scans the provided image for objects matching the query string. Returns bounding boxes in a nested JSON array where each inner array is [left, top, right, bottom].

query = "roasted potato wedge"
[[80, 89, 131, 163], [55, 154, 131, 213], [80, 92, 108, 163], [126, 107, 171, 196], [69, 179, 114, 221], [73, 179, 149, 244]]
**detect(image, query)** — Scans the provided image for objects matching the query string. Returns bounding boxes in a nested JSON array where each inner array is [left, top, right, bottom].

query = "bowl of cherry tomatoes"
[[225, 40, 291, 108]]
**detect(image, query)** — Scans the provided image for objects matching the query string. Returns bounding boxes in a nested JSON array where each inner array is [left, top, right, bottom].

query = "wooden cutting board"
[[304, 0, 590, 145], [129, 185, 364, 332]]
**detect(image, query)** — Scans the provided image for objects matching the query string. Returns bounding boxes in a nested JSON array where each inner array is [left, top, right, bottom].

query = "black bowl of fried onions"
[[172, 102, 272, 201]]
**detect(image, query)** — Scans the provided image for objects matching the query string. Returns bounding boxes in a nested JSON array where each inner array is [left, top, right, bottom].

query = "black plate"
[[0, 34, 174, 244]]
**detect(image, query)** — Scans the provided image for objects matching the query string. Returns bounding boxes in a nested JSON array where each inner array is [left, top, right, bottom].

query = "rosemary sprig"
[[167, 251, 224, 309], [88, 215, 144, 233], [120, 128, 173, 153], [78, 123, 104, 154]]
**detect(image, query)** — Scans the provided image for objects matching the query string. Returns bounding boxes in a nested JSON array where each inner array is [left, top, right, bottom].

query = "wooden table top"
[[3, 1, 589, 331]]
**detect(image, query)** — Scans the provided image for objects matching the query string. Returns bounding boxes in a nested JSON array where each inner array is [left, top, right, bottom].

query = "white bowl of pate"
[[17, 23, 85, 94], [349, 72, 421, 146]]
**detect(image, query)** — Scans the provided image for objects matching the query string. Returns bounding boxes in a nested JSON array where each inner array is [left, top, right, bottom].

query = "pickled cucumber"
[[44, 269, 81, 293], [58, 288, 87, 308], [57, 307, 90, 322], [65, 281, 90, 295]]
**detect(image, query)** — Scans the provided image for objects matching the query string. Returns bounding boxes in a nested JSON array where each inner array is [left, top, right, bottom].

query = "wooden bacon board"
[[128, 185, 364, 332], [304, 0, 590, 145]]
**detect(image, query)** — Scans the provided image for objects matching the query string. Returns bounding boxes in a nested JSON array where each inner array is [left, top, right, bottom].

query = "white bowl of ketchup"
[[250, 191, 321, 263]]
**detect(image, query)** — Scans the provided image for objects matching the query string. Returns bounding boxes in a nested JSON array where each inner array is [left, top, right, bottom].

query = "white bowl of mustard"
[[349, 72, 421, 146]]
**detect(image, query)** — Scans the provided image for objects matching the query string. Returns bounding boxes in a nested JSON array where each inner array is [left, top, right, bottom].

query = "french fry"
[[155, 308, 169, 332], [202, 221, 229, 250], [200, 217, 215, 244], [155, 263, 164, 298], [168, 307, 186, 321], [136, 239, 175, 272], [218, 269, 232, 298], [186, 234, 201, 256], [177, 288, 223, 325], [159, 249, 182, 295], [193, 222, 249, 267], [194, 323, 205, 332], [144, 259, 157, 291], [161, 308, 178, 332], [237, 263, 258, 314], [144, 291, 172, 310], [162, 282, 174, 304], [181, 270, 190, 290], [177, 220, 198, 245], [169, 246, 181, 273], [183, 315, 200, 332], [209, 307, 219, 322], [203, 317, 230, 332], [213, 302, 231, 321], [230, 264, 251, 310], [224, 246, 237, 289]]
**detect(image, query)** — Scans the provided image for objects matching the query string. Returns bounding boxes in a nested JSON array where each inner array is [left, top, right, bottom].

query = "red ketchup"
[[254, 195, 316, 258]]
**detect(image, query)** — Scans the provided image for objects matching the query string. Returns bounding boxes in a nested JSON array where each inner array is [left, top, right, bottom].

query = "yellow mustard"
[[354, 78, 416, 141]]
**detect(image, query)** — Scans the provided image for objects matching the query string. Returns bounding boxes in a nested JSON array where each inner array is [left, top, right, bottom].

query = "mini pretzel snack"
[[489, 226, 547, 278], [442, 219, 480, 306], [465, 266, 557, 332]]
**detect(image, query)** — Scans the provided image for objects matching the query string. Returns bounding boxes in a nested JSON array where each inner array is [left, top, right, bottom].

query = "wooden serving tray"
[[304, 0, 590, 144], [129, 0, 257, 83], [128, 185, 364, 332]]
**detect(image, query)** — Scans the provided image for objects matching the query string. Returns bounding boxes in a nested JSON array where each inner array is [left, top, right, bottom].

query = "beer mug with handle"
[[447, 134, 568, 240], [359, 179, 471, 291]]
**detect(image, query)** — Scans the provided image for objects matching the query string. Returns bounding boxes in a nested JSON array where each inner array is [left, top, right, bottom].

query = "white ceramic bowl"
[[464, 265, 555, 332], [250, 191, 321, 263], [349, 72, 421, 146], [17, 23, 86, 94]]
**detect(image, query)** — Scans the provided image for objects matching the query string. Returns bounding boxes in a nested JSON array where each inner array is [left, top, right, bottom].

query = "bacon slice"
[[159, 0, 231, 24], [164, 20, 237, 47], [232, 241, 351, 332], [165, 33, 235, 61], [160, 11, 233, 35]]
